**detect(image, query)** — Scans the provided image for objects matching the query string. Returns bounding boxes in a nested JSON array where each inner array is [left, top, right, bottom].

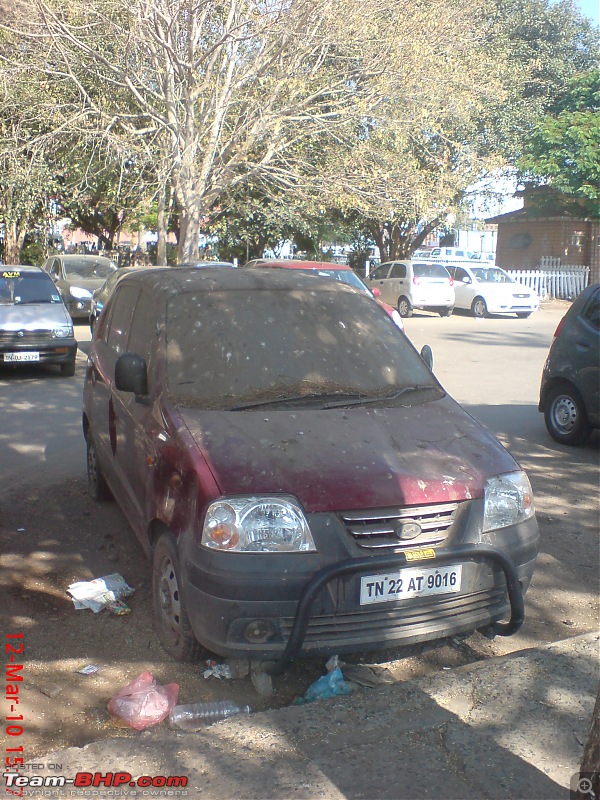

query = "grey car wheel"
[[471, 297, 488, 318], [398, 297, 413, 317], [153, 533, 202, 662], [86, 437, 112, 501], [544, 385, 592, 446], [60, 358, 76, 377]]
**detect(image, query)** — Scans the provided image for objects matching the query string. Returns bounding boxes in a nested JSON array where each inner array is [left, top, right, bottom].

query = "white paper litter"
[[67, 574, 134, 613]]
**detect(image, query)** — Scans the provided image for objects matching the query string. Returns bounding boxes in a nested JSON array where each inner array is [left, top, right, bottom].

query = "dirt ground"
[[1, 456, 597, 763]]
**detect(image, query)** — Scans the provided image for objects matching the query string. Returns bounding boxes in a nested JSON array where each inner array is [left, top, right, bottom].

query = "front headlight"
[[483, 471, 534, 532], [70, 286, 92, 300], [52, 325, 74, 339], [201, 496, 316, 552]]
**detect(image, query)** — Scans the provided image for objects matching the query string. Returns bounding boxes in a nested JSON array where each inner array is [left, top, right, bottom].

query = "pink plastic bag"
[[108, 671, 179, 730]]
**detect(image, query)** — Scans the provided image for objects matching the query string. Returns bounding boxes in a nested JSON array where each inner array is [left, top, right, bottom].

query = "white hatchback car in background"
[[447, 264, 539, 318], [367, 260, 454, 317]]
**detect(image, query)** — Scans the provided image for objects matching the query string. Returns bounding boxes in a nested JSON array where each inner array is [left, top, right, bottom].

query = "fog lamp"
[[243, 619, 275, 644]]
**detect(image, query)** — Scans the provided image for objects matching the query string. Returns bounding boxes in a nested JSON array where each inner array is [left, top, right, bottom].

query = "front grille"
[[0, 330, 54, 344], [281, 586, 506, 646], [340, 502, 459, 549]]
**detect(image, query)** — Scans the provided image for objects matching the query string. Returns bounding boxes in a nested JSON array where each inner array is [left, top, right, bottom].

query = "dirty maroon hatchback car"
[[82, 267, 539, 670]]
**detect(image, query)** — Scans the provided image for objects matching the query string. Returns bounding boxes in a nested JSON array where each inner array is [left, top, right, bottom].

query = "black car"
[[539, 283, 600, 445]]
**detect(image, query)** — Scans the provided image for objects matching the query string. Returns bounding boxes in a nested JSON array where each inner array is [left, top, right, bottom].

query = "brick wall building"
[[486, 196, 599, 283]]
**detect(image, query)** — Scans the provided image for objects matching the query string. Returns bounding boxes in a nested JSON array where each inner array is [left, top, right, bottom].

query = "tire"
[[60, 358, 76, 377], [153, 533, 203, 662], [398, 296, 413, 318], [471, 297, 488, 318], [86, 436, 112, 501], [516, 312, 532, 319], [439, 307, 453, 317], [544, 384, 592, 446]]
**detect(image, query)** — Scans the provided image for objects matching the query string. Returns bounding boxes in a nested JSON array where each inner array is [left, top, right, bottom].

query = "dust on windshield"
[[166, 287, 440, 410], [471, 268, 512, 283], [63, 259, 117, 279]]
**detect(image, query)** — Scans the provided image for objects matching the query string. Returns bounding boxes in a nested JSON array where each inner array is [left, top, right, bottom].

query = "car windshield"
[[63, 258, 117, 279], [471, 268, 513, 284], [0, 271, 63, 305], [166, 288, 440, 409], [412, 262, 450, 279], [293, 268, 371, 295]]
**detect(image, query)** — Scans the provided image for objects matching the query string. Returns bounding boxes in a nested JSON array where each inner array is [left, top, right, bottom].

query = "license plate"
[[4, 352, 40, 362], [360, 565, 462, 605]]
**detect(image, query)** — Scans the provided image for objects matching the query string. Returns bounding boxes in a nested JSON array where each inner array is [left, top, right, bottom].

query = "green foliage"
[[518, 69, 600, 217]]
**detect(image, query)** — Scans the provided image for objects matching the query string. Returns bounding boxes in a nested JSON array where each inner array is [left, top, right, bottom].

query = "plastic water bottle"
[[169, 700, 251, 730]]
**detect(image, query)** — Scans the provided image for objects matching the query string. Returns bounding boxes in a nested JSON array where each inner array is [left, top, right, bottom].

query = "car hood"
[[477, 282, 535, 297], [66, 276, 113, 292], [0, 303, 71, 330], [178, 396, 517, 512]]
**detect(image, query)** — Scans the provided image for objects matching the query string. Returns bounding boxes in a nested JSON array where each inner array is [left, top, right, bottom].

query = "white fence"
[[506, 266, 590, 300]]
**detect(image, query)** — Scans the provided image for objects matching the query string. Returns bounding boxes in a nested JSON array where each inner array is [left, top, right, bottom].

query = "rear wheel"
[[153, 533, 203, 662], [398, 296, 413, 317], [544, 384, 592, 445], [471, 297, 488, 318], [86, 436, 112, 501]]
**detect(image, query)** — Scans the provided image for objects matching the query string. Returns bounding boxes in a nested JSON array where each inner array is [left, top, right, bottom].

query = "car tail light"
[[449, 277, 454, 286], [413, 276, 421, 285], [553, 316, 566, 338]]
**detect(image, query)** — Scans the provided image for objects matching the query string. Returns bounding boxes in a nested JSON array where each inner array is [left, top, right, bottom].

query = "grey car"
[[42, 254, 118, 320], [0, 266, 77, 376], [539, 283, 599, 445]]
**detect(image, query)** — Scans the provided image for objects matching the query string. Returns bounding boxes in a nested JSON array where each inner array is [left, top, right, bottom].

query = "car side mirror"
[[115, 353, 148, 397], [372, 287, 381, 298], [462, 277, 471, 284], [420, 345, 433, 371]]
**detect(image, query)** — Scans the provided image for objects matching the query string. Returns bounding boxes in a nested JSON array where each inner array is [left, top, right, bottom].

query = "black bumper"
[[267, 544, 524, 674]]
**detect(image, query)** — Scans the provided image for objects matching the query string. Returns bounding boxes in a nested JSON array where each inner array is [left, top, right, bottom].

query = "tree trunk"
[[576, 685, 600, 800], [177, 205, 201, 264], [157, 184, 167, 266], [3, 222, 25, 265]]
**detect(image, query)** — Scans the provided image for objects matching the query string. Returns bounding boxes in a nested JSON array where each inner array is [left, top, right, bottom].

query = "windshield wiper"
[[323, 384, 440, 409], [229, 391, 373, 411]]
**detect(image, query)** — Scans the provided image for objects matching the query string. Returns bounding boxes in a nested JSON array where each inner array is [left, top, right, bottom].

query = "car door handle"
[[575, 340, 591, 350]]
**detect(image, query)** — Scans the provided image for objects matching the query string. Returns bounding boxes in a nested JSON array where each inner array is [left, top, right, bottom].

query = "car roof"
[[247, 259, 353, 271], [60, 254, 116, 264], [114, 265, 363, 299]]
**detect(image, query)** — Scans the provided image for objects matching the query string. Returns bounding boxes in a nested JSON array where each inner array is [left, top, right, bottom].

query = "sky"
[[575, 0, 599, 25]]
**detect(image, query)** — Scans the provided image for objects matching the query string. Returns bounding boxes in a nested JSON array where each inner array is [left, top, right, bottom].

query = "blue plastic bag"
[[304, 667, 352, 702]]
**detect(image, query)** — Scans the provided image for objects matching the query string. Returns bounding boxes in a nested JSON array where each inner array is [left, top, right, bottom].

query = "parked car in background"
[[83, 266, 538, 667], [429, 247, 475, 261], [245, 259, 405, 331], [178, 261, 236, 268], [367, 260, 454, 317], [539, 283, 599, 445], [446, 264, 539, 319], [90, 267, 147, 332], [0, 266, 77, 376], [42, 254, 117, 320]]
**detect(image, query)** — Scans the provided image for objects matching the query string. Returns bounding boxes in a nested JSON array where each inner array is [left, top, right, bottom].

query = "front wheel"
[[471, 297, 488, 318], [60, 358, 76, 377], [153, 533, 203, 662], [544, 384, 592, 445], [439, 307, 453, 317], [516, 312, 532, 319], [398, 296, 413, 318], [86, 436, 112, 501]]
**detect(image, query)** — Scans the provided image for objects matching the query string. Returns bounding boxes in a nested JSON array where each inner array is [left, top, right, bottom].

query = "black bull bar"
[[267, 544, 524, 675]]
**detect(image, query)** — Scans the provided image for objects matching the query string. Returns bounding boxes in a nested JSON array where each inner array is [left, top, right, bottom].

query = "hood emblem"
[[394, 519, 422, 540], [17, 330, 25, 337]]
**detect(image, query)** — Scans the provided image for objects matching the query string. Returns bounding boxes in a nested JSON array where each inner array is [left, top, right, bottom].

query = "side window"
[[581, 290, 600, 331], [50, 259, 61, 278], [105, 285, 139, 354], [454, 267, 469, 283], [389, 263, 406, 279], [370, 265, 389, 280], [127, 290, 157, 385]]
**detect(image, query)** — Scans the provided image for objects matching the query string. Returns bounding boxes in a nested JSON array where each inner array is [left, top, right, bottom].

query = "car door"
[[112, 287, 161, 525], [45, 258, 69, 303], [451, 266, 474, 309], [367, 263, 394, 304], [571, 287, 600, 425], [88, 283, 139, 505]]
